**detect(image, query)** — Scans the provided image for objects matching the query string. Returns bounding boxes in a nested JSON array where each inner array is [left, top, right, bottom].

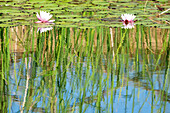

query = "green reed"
[[0, 27, 10, 113], [0, 25, 169, 113]]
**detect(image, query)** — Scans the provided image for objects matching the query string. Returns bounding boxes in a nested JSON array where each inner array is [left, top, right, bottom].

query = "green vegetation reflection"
[[0, 25, 169, 112]]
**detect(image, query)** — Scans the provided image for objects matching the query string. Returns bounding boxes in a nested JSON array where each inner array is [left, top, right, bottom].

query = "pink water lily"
[[35, 11, 55, 23], [121, 14, 136, 29]]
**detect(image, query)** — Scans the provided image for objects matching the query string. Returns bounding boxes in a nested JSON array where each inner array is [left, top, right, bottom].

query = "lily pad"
[[56, 15, 81, 18], [0, 18, 12, 22], [159, 26, 170, 29]]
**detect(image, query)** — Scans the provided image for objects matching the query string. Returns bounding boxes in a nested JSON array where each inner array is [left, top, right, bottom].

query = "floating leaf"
[[0, 18, 12, 22], [159, 26, 170, 29], [56, 15, 81, 18]]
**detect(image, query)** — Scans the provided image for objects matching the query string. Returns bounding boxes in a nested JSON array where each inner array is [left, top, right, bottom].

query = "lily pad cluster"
[[0, 0, 169, 28]]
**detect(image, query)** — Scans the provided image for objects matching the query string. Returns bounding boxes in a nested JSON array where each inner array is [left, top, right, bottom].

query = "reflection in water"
[[37, 27, 53, 33], [0, 26, 169, 113], [35, 10, 55, 33]]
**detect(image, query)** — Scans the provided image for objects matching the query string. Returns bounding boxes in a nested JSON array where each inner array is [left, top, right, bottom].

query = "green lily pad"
[[56, 15, 81, 18], [92, 1, 110, 5], [159, 26, 170, 29], [0, 18, 12, 22]]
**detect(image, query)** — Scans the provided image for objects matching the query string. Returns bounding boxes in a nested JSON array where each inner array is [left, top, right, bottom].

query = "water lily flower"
[[37, 27, 53, 33], [35, 11, 55, 23], [122, 22, 135, 29], [121, 14, 136, 29]]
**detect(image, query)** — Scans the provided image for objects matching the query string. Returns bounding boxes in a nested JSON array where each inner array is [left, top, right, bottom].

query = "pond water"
[[0, 0, 170, 113]]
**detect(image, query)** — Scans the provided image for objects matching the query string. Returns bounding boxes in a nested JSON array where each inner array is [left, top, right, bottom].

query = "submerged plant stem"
[[112, 29, 127, 63]]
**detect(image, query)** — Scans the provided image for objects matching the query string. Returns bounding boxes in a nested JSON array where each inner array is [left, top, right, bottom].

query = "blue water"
[[8, 53, 170, 113]]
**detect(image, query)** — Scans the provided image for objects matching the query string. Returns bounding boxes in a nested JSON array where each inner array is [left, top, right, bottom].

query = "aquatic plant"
[[0, 0, 169, 113], [37, 27, 53, 33], [35, 11, 55, 24], [121, 14, 136, 29]]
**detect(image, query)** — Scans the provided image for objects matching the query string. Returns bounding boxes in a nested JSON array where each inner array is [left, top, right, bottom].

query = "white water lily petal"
[[129, 14, 136, 21], [121, 14, 136, 21], [35, 11, 55, 23], [40, 11, 52, 21], [36, 12, 41, 21], [121, 14, 126, 21], [121, 13, 136, 29], [35, 21, 42, 23], [122, 23, 135, 29]]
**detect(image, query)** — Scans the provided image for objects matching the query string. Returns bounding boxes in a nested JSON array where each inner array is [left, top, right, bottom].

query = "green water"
[[0, 0, 170, 113]]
